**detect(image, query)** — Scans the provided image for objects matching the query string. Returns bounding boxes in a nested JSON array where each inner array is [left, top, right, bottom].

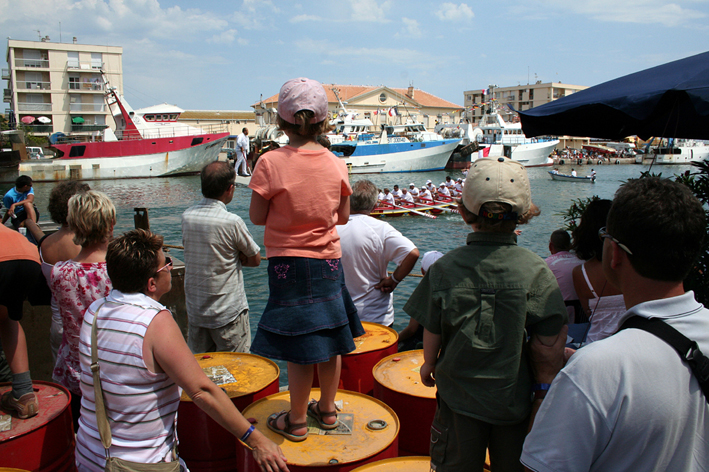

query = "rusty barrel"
[[177, 352, 280, 472], [236, 388, 399, 472], [350, 456, 430, 471], [0, 381, 76, 471], [372, 350, 436, 456], [314, 322, 398, 395]]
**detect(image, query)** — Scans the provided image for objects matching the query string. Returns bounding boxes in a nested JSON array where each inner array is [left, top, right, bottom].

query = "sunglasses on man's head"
[[155, 257, 173, 275], [598, 227, 633, 255]]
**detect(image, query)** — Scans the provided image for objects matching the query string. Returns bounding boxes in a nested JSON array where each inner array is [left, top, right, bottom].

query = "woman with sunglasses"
[[570, 199, 625, 343], [50, 190, 115, 431], [75, 229, 288, 472]]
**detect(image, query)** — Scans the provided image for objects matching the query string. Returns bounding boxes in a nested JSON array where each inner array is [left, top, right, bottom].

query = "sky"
[[2, 0, 708, 112]]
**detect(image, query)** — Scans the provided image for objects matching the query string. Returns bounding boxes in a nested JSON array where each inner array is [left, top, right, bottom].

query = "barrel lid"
[[373, 350, 436, 399], [0, 468, 32, 472], [241, 388, 399, 466], [180, 352, 280, 402], [350, 322, 398, 355], [350, 456, 430, 471], [0, 381, 71, 442]]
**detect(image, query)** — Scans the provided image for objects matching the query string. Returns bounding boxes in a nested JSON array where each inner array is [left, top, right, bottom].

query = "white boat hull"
[[475, 140, 557, 167], [644, 145, 709, 165], [549, 172, 596, 183], [342, 139, 460, 173], [19, 136, 228, 181]]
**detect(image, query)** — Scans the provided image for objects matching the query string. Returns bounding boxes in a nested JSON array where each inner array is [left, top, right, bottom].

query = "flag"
[[389, 107, 398, 117]]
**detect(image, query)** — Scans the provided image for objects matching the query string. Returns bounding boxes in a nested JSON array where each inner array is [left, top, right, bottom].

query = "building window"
[[379, 93, 387, 103], [69, 76, 80, 90]]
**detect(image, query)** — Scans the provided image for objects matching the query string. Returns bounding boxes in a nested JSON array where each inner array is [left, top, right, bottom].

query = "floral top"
[[51, 260, 111, 396]]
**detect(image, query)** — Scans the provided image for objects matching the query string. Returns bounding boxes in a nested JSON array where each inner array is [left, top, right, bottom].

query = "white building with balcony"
[[4, 39, 122, 136]]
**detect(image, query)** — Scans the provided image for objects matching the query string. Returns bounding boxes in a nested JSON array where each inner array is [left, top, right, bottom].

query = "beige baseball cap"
[[462, 157, 531, 217]]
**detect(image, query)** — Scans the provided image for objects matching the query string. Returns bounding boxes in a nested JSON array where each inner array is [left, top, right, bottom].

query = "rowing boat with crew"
[[371, 196, 458, 218]]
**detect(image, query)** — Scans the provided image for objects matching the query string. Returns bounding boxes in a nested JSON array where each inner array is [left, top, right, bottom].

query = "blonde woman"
[[50, 190, 115, 431]]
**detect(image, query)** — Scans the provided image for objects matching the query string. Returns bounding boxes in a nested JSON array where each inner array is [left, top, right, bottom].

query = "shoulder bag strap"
[[620, 316, 709, 401], [90, 303, 114, 453]]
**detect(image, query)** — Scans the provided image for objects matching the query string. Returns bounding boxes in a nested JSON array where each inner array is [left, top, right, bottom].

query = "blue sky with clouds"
[[2, 0, 708, 111]]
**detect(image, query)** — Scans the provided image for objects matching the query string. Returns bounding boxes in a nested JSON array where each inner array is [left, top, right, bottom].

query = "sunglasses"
[[598, 227, 633, 255], [154, 256, 173, 276]]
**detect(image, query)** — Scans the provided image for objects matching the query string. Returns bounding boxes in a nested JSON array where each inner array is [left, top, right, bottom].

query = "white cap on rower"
[[409, 183, 415, 187], [426, 179, 432, 184]]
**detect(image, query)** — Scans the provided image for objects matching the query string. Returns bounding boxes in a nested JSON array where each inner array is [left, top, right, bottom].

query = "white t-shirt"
[[236, 132, 249, 156], [445, 180, 455, 189], [571, 170, 577, 177], [522, 291, 709, 472], [438, 186, 451, 197], [339, 214, 417, 326], [419, 189, 432, 201], [401, 192, 414, 203], [409, 187, 419, 196], [382, 193, 395, 205], [392, 189, 402, 198]]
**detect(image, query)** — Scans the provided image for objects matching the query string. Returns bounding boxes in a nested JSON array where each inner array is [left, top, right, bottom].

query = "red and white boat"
[[19, 80, 229, 182], [371, 196, 458, 218]]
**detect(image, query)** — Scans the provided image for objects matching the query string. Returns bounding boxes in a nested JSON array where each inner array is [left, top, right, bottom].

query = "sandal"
[[307, 400, 339, 430], [267, 410, 308, 442]]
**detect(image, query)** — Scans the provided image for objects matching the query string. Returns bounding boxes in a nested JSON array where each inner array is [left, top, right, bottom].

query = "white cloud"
[[398, 17, 422, 38], [208, 29, 237, 44], [290, 14, 322, 23], [435, 3, 474, 22], [237, 37, 249, 45], [516, 0, 707, 27], [349, 0, 392, 22]]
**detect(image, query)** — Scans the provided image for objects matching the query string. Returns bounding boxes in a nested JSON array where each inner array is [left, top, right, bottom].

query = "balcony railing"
[[1, 69, 9, 80], [18, 102, 52, 112], [17, 81, 51, 91], [23, 124, 53, 133], [70, 103, 105, 112], [15, 59, 49, 69], [69, 81, 104, 91], [3, 89, 11, 102], [66, 61, 104, 71], [72, 124, 108, 132]]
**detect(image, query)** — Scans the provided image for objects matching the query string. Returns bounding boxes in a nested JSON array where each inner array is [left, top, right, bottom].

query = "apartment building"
[[3, 39, 122, 137], [463, 82, 588, 124]]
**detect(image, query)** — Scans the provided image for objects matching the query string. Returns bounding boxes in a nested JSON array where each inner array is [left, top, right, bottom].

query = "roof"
[[178, 110, 255, 121], [256, 84, 462, 110]]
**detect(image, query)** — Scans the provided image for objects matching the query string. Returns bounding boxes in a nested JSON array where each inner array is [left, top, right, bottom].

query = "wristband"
[[390, 272, 401, 284], [532, 383, 551, 392], [240, 424, 255, 443]]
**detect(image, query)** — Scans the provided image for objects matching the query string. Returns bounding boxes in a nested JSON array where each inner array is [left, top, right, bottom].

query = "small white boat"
[[643, 139, 709, 165], [549, 171, 596, 183]]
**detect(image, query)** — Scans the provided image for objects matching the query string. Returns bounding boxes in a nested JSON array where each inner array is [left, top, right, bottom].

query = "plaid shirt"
[[182, 198, 260, 328]]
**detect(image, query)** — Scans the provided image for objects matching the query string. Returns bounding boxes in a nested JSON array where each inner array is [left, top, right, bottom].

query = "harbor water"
[[25, 163, 693, 383]]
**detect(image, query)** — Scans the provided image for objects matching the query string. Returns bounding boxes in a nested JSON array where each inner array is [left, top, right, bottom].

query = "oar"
[[418, 198, 459, 214], [391, 202, 436, 219]]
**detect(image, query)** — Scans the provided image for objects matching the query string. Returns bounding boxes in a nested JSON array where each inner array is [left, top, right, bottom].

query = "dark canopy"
[[518, 51, 709, 140]]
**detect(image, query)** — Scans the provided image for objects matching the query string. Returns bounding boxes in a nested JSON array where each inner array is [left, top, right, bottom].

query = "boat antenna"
[[332, 87, 348, 114]]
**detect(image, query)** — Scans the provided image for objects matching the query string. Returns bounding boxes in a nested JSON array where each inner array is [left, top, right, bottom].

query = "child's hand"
[[420, 361, 436, 387]]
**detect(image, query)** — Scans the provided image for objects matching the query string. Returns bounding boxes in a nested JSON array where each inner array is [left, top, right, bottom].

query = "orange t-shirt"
[[249, 145, 352, 259], [0, 224, 40, 264]]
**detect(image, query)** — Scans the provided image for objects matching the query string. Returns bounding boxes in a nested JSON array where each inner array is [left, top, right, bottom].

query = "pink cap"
[[278, 78, 328, 124]]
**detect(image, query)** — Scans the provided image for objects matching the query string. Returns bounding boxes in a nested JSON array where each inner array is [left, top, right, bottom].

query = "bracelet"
[[532, 383, 551, 392], [240, 424, 255, 443], [390, 272, 401, 284]]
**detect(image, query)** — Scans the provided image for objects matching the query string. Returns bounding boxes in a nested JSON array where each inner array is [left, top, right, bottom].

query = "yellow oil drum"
[[350, 456, 430, 471], [372, 350, 436, 456], [177, 352, 280, 472], [314, 322, 398, 395], [0, 468, 33, 472], [236, 388, 400, 471]]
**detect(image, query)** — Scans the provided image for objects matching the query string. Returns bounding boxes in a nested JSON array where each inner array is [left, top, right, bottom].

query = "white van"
[[27, 146, 45, 159]]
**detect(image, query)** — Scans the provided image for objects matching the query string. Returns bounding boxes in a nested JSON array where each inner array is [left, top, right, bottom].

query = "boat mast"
[[102, 72, 141, 140]]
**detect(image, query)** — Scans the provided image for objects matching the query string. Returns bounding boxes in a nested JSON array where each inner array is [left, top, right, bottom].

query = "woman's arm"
[[23, 219, 45, 243], [145, 311, 289, 472], [336, 195, 350, 225], [249, 191, 270, 226]]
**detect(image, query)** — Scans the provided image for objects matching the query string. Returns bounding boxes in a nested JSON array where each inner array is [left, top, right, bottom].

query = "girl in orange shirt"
[[249, 78, 364, 442]]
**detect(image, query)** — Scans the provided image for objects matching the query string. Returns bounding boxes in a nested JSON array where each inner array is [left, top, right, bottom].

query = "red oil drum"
[[0, 469, 32, 472], [351, 456, 430, 471], [177, 352, 280, 472], [236, 388, 399, 472], [314, 322, 398, 395], [0, 381, 76, 472], [372, 350, 436, 456]]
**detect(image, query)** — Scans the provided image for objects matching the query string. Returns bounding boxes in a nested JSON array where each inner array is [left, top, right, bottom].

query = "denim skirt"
[[251, 257, 365, 365]]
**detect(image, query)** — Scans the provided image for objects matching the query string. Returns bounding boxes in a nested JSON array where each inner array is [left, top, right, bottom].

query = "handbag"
[[90, 304, 180, 472]]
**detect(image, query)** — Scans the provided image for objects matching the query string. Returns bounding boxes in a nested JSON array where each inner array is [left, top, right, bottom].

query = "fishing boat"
[[474, 111, 558, 167], [548, 171, 596, 183], [16, 77, 229, 182]]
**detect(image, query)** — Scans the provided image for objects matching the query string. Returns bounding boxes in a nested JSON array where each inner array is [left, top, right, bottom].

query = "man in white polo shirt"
[[340, 180, 419, 327]]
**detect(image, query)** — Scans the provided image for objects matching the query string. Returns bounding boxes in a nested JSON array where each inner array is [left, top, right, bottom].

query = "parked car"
[[27, 146, 45, 159]]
